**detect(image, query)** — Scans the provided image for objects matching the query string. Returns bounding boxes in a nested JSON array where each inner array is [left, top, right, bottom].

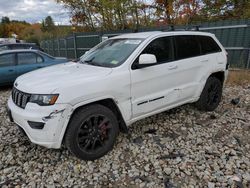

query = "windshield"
[[79, 38, 142, 67]]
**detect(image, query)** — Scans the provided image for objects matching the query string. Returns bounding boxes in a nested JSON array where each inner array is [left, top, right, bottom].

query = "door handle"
[[8, 69, 14, 72], [201, 59, 209, 63], [37, 66, 43, 68], [168, 65, 178, 70]]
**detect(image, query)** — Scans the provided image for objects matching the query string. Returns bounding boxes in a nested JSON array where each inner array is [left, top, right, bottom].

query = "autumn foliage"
[[0, 0, 249, 43], [58, 0, 250, 31]]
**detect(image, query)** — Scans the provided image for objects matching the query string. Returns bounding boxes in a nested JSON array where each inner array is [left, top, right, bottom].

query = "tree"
[[0, 17, 11, 37], [57, 0, 151, 31], [153, 0, 174, 24], [56, 0, 250, 31], [201, 0, 250, 20], [41, 16, 55, 32], [1, 16, 10, 24]]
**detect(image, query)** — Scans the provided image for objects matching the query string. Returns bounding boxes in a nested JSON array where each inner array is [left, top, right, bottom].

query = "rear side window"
[[37, 55, 44, 63], [0, 53, 15, 67], [18, 52, 37, 65], [175, 35, 201, 60], [142, 37, 174, 63], [198, 36, 222, 54]]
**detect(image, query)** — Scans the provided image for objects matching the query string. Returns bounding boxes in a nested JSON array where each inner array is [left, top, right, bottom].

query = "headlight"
[[29, 94, 59, 106]]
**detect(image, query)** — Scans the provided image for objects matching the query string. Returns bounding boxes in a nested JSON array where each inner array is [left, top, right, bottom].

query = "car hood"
[[15, 62, 113, 94]]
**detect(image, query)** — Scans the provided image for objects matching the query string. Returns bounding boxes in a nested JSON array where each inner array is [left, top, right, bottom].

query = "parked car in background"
[[0, 49, 68, 86], [0, 43, 43, 51]]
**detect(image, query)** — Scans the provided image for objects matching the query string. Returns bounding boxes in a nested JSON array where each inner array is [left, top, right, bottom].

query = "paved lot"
[[0, 85, 250, 187]]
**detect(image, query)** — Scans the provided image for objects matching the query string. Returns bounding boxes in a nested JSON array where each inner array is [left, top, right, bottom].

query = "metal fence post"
[[57, 38, 60, 57], [73, 33, 77, 59], [65, 38, 68, 59], [247, 49, 250, 69], [52, 40, 55, 56]]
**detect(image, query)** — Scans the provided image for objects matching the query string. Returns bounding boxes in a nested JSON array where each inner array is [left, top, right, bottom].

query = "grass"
[[226, 69, 250, 86]]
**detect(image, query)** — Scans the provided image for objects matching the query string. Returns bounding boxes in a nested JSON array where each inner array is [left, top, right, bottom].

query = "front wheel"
[[64, 104, 119, 160], [195, 77, 223, 111]]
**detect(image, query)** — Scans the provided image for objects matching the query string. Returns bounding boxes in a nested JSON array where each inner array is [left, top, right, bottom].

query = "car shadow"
[[0, 85, 13, 91]]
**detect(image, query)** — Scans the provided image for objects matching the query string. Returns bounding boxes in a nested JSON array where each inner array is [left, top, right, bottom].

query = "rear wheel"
[[195, 77, 223, 111], [65, 104, 119, 160]]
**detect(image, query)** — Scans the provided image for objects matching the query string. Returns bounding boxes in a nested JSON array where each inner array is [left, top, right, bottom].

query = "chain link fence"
[[41, 19, 250, 69]]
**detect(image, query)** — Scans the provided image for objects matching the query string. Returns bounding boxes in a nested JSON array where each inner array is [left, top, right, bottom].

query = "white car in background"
[[7, 31, 228, 160]]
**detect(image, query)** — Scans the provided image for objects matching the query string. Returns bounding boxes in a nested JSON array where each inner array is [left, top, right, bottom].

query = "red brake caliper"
[[99, 121, 108, 138]]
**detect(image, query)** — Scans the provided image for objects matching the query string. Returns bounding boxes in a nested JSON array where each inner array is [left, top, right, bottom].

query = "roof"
[[112, 31, 161, 39], [0, 43, 36, 46], [112, 31, 214, 39], [0, 49, 39, 54]]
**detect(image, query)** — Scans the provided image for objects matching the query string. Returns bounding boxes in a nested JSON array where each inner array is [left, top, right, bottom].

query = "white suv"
[[7, 31, 228, 160]]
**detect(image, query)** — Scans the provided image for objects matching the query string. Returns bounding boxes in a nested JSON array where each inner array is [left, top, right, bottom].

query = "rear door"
[[198, 35, 225, 71], [16, 52, 44, 77], [173, 35, 206, 101], [0, 53, 16, 85]]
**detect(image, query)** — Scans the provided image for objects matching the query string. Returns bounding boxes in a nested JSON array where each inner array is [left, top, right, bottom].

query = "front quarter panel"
[[55, 69, 132, 123]]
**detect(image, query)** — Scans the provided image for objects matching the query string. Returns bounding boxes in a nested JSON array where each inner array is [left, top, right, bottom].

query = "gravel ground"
[[0, 85, 249, 188]]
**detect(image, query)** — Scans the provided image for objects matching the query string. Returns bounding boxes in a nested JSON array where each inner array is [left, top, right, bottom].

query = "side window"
[[0, 53, 15, 67], [17, 52, 37, 65], [175, 35, 201, 60], [142, 37, 174, 63], [199, 36, 222, 54]]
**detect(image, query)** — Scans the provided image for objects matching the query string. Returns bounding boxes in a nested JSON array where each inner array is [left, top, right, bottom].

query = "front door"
[[130, 36, 181, 118], [0, 53, 16, 85]]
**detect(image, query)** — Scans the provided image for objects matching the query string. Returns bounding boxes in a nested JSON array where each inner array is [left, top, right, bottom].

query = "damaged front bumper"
[[7, 97, 73, 148]]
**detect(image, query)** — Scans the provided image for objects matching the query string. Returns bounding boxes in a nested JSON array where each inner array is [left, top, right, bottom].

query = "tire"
[[195, 77, 223, 111], [64, 104, 119, 160]]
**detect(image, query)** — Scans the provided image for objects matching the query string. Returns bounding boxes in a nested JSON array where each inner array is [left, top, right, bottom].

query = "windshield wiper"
[[79, 58, 103, 67], [84, 57, 95, 63]]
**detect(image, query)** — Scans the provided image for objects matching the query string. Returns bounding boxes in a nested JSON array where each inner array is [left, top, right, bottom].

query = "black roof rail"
[[184, 25, 201, 31], [160, 25, 173, 32], [161, 25, 187, 32], [169, 25, 175, 31], [193, 25, 200, 31]]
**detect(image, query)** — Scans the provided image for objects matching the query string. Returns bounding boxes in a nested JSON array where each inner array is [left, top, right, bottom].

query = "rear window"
[[11, 44, 28, 50], [175, 35, 201, 60], [11, 44, 39, 50], [198, 36, 222, 54]]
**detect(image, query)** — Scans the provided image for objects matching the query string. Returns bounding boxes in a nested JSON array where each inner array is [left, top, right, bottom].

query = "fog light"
[[27, 121, 45, 129]]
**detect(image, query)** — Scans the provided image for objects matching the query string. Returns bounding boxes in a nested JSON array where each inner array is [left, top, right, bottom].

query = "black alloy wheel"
[[65, 104, 119, 160], [195, 76, 223, 111], [77, 115, 111, 153]]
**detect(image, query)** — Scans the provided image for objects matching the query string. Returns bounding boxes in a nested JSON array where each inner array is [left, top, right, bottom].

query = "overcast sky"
[[0, 0, 70, 25]]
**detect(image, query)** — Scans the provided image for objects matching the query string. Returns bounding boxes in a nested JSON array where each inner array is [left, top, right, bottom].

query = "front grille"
[[12, 87, 31, 109]]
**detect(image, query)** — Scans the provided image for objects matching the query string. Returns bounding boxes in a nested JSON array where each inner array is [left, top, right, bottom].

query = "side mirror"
[[138, 54, 157, 67]]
